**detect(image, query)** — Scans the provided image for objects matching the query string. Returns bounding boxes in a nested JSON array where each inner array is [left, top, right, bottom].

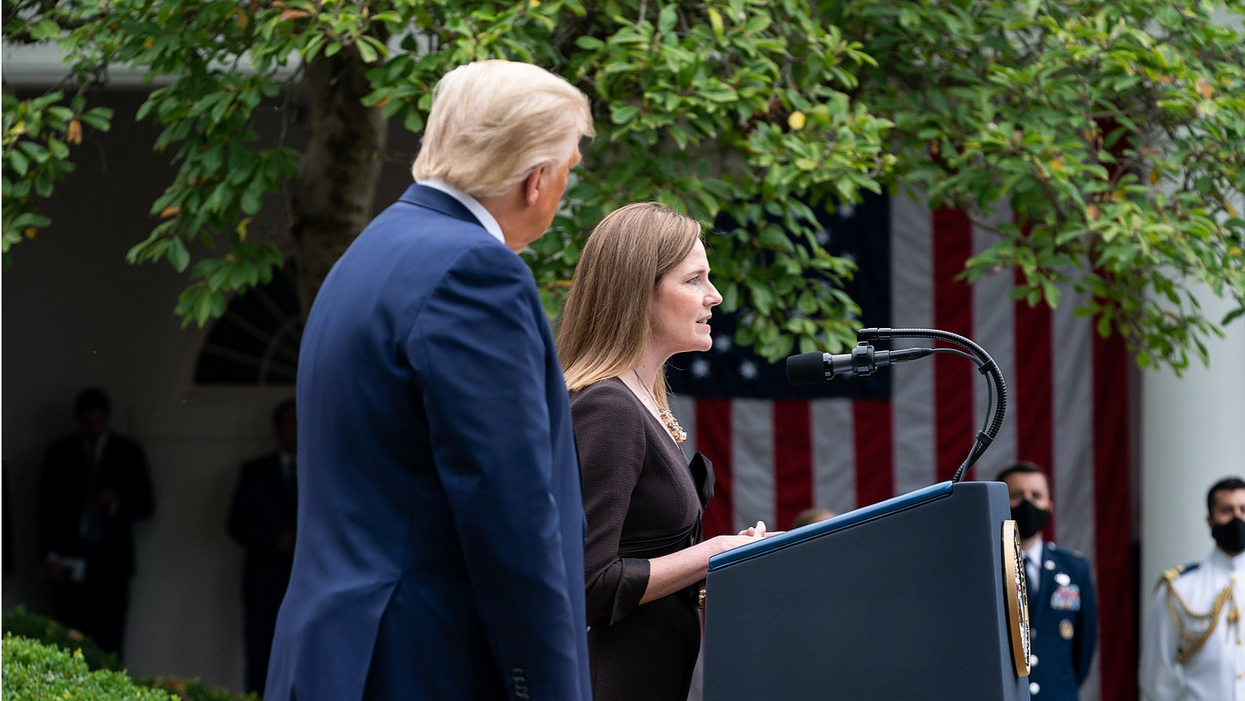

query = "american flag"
[[668, 191, 1136, 701]]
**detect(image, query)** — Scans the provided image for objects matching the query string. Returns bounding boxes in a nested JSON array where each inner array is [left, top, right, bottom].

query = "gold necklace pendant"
[[634, 370, 687, 443], [659, 409, 688, 443]]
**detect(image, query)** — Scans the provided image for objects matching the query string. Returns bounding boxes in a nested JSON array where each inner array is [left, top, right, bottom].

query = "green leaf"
[[9, 150, 29, 176], [356, 40, 378, 63], [658, 5, 678, 36], [167, 237, 191, 272], [240, 186, 263, 215], [610, 103, 640, 125]]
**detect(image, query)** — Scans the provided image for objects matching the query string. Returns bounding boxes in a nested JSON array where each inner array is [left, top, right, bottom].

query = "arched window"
[[193, 261, 302, 386]]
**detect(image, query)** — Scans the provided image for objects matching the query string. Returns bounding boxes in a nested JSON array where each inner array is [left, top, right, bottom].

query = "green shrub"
[[2, 608, 257, 701], [2, 605, 119, 670], [2, 634, 177, 701], [141, 676, 261, 701]]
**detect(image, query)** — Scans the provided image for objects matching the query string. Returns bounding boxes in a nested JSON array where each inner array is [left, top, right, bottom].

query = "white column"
[[1139, 285, 1245, 593]]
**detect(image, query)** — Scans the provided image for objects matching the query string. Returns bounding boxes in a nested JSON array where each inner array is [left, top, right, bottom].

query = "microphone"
[[786, 344, 933, 385]]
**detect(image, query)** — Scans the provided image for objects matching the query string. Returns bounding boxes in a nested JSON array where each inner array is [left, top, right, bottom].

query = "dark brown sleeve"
[[572, 381, 651, 625]]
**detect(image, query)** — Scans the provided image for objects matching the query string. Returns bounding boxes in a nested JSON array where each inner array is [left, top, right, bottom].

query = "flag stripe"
[[890, 194, 936, 494], [1094, 322, 1137, 701], [671, 393, 697, 454], [774, 401, 813, 530], [812, 400, 856, 516], [1013, 268, 1056, 542], [933, 206, 976, 482], [854, 399, 894, 507], [1053, 285, 1095, 559], [732, 400, 774, 532], [697, 399, 733, 539], [972, 213, 1018, 475]]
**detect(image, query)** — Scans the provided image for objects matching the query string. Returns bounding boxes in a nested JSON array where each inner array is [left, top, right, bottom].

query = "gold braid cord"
[[1163, 567, 1241, 664]]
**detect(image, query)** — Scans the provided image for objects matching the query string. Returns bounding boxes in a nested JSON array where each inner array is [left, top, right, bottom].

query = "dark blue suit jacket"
[[1028, 542, 1098, 701], [265, 185, 591, 701]]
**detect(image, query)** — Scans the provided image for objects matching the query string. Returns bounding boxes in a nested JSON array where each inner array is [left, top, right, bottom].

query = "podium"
[[703, 481, 1031, 701]]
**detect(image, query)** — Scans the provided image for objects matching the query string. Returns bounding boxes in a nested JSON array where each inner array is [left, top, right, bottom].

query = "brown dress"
[[570, 377, 713, 701]]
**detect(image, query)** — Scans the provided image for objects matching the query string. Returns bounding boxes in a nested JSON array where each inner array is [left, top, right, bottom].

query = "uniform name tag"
[[1050, 583, 1081, 611]]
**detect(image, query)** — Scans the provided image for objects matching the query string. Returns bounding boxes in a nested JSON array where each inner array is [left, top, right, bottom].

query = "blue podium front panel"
[[703, 481, 1029, 701]]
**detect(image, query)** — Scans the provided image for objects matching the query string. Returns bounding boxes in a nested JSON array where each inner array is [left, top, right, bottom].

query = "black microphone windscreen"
[[786, 353, 829, 385]]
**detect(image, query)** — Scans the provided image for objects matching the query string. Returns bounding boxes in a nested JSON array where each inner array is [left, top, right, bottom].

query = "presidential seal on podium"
[[1002, 518, 1032, 677]]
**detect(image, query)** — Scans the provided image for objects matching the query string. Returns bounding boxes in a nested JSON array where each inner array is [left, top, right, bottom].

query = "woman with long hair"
[[558, 202, 767, 701]]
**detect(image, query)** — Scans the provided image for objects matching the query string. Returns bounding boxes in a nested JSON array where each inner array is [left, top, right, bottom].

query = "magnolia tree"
[[3, 0, 1243, 369]]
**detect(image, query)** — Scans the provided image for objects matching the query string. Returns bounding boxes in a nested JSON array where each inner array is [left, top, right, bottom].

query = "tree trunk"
[[290, 45, 387, 317]]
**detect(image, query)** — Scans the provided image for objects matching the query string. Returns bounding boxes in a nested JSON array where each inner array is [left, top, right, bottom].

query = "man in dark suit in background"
[[38, 387, 154, 658], [228, 398, 298, 694], [264, 60, 595, 701], [999, 462, 1098, 701]]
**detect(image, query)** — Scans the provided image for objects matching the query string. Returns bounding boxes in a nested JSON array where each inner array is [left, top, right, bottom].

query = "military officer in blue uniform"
[[999, 462, 1099, 700]]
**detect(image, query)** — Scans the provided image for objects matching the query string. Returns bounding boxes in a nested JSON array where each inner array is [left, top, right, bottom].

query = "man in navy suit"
[[999, 462, 1098, 701], [264, 60, 595, 701], [228, 398, 298, 694]]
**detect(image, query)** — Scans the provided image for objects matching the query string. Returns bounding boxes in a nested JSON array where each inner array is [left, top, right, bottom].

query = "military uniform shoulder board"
[[1048, 542, 1088, 560], [1168, 562, 1201, 580], [1153, 562, 1200, 591]]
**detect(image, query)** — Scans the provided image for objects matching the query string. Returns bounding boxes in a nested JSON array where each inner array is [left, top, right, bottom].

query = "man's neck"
[[1020, 535, 1042, 553]]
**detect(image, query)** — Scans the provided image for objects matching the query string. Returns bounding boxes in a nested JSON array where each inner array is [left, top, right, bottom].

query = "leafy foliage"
[[2, 89, 112, 254], [138, 677, 261, 701], [2, 0, 1243, 368], [2, 605, 119, 671], [837, 0, 1245, 370], [2, 608, 257, 701], [2, 634, 177, 701]]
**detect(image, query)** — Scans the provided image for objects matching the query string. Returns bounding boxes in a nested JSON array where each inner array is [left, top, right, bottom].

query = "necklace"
[[633, 370, 687, 443]]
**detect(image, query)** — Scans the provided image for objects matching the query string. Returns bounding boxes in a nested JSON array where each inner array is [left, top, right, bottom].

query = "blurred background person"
[[998, 461, 1097, 701], [1140, 477, 1245, 701], [38, 386, 154, 659], [228, 398, 298, 695], [791, 507, 835, 529]]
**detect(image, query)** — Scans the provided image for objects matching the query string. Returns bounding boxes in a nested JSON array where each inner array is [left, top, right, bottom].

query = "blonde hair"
[[557, 203, 703, 409], [412, 60, 594, 198]]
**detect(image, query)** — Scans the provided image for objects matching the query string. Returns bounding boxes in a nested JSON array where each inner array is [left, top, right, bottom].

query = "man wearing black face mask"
[[998, 462, 1098, 701], [1140, 476, 1245, 701]]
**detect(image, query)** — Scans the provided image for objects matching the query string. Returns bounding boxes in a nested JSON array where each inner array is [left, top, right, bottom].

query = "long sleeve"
[[1139, 583, 1183, 701], [571, 381, 652, 625]]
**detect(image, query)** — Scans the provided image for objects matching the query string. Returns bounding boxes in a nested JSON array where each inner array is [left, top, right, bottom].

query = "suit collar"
[[399, 184, 483, 229], [417, 179, 505, 244]]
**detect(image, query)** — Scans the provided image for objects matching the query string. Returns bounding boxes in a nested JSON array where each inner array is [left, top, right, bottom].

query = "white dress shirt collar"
[[1024, 538, 1044, 591], [83, 431, 110, 464], [417, 179, 505, 246]]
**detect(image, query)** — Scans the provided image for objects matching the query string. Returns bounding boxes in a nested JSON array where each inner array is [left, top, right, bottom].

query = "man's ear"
[[523, 164, 549, 206]]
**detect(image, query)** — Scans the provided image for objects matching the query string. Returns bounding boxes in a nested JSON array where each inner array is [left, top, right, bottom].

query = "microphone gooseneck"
[[785, 328, 1007, 483]]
